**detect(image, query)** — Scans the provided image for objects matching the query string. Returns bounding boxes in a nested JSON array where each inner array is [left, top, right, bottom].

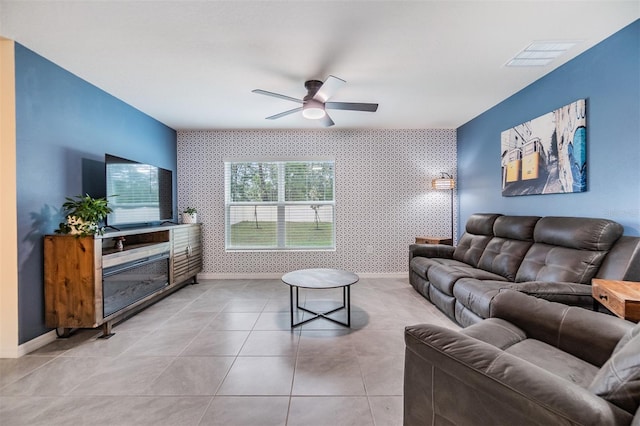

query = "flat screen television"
[[105, 154, 174, 227]]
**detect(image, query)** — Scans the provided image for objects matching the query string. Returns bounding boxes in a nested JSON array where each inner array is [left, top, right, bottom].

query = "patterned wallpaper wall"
[[177, 129, 456, 277]]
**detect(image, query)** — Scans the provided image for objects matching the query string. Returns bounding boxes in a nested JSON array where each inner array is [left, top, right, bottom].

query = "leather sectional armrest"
[[514, 281, 592, 297], [409, 243, 454, 260], [514, 281, 594, 307], [404, 323, 632, 425]]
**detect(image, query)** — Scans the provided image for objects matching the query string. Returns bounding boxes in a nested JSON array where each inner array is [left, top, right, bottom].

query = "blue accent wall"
[[15, 44, 177, 343], [457, 20, 640, 236]]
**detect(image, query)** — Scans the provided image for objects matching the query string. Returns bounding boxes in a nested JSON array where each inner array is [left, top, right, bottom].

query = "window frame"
[[224, 160, 336, 252]]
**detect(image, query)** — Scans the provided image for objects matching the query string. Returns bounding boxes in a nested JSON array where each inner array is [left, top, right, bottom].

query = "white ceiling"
[[1, 1, 638, 130]]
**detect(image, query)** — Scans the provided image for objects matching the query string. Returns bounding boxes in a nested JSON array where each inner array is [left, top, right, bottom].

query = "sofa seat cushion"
[[428, 264, 507, 296], [409, 256, 469, 279], [505, 339, 600, 388], [490, 290, 633, 368], [452, 279, 511, 319], [510, 281, 593, 306], [461, 317, 600, 388], [454, 301, 485, 327], [589, 324, 640, 413]]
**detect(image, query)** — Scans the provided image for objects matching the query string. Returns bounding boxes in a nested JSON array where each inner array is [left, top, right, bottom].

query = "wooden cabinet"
[[44, 224, 202, 337], [44, 236, 103, 330], [592, 279, 640, 322], [172, 224, 202, 285], [415, 236, 453, 245]]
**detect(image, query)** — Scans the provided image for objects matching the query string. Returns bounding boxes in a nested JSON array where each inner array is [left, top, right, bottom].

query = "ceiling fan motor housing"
[[304, 80, 324, 99], [302, 80, 327, 119]]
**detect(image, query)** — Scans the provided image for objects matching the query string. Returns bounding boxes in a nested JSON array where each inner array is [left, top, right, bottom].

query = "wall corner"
[[0, 38, 20, 358]]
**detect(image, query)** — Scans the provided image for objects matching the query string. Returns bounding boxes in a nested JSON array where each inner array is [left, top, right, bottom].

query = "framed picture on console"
[[500, 98, 586, 197]]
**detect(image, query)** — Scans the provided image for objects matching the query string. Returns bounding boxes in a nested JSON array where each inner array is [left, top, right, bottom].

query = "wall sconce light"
[[432, 173, 455, 243]]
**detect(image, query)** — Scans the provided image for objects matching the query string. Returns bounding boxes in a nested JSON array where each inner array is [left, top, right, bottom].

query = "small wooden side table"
[[415, 236, 453, 245], [592, 279, 640, 322]]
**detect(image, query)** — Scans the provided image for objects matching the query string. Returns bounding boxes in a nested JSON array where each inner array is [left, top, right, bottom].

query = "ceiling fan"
[[252, 75, 378, 127]]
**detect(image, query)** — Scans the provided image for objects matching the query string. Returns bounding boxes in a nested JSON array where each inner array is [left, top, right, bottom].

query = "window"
[[225, 160, 335, 250]]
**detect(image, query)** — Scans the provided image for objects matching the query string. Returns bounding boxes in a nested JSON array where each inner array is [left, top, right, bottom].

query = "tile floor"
[[0, 277, 459, 425]]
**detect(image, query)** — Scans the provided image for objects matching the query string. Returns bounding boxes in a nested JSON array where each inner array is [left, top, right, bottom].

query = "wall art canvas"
[[501, 99, 586, 197]]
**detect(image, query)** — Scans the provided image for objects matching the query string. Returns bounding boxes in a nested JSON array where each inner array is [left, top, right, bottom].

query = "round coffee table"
[[281, 268, 360, 328]]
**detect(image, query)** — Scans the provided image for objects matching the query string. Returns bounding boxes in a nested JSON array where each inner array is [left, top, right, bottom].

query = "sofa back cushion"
[[613, 321, 640, 354], [515, 217, 623, 283], [533, 217, 623, 251], [588, 323, 640, 414], [453, 213, 501, 267], [477, 216, 539, 281], [595, 236, 640, 281], [515, 245, 608, 283]]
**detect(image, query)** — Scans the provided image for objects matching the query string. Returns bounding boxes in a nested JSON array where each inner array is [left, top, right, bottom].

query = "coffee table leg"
[[346, 285, 351, 327], [290, 285, 353, 329], [290, 285, 294, 328]]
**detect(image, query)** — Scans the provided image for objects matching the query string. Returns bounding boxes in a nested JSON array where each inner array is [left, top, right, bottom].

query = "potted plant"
[[182, 207, 197, 224], [55, 194, 112, 236]]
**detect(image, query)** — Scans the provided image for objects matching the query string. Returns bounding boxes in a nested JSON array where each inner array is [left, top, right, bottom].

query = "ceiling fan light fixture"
[[253, 75, 377, 126], [302, 100, 326, 119]]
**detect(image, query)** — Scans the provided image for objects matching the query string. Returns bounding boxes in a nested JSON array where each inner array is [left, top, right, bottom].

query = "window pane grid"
[[225, 160, 335, 250], [285, 205, 334, 248], [227, 205, 277, 248]]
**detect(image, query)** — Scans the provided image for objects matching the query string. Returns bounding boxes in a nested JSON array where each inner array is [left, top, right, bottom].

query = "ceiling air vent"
[[505, 41, 581, 67]]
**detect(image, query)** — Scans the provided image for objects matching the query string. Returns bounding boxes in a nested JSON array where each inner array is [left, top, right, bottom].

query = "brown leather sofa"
[[404, 290, 640, 425], [409, 213, 640, 326]]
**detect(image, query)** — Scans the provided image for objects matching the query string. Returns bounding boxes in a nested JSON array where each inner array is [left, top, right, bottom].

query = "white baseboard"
[[198, 272, 408, 280], [358, 272, 408, 279], [0, 329, 57, 358]]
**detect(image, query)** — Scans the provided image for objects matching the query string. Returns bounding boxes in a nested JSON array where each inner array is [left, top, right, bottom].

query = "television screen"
[[105, 154, 173, 227]]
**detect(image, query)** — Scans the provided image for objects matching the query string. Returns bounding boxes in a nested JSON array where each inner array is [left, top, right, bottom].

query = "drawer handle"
[[599, 294, 608, 301]]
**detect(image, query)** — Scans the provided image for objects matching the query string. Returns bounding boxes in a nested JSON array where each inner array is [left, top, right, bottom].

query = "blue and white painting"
[[501, 99, 587, 197]]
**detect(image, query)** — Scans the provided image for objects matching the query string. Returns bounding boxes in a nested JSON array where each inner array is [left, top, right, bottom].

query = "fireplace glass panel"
[[103, 253, 170, 318]]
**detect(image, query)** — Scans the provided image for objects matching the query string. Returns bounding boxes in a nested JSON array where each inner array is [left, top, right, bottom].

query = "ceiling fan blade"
[[325, 102, 378, 112], [265, 107, 303, 120], [252, 89, 303, 104], [313, 75, 346, 103], [319, 113, 335, 127]]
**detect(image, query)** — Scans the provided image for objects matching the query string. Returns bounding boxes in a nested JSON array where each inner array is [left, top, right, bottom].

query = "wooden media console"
[[44, 223, 202, 338]]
